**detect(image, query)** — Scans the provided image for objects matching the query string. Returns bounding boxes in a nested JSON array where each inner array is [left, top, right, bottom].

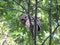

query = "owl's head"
[[20, 14, 28, 24]]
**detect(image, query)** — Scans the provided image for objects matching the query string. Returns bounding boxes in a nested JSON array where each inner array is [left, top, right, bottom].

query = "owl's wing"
[[31, 16, 41, 31], [37, 18, 41, 31]]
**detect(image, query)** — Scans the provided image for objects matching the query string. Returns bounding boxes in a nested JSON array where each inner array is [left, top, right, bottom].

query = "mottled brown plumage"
[[20, 14, 41, 32]]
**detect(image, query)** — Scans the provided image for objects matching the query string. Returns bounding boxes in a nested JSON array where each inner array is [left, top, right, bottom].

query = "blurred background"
[[0, 0, 60, 45]]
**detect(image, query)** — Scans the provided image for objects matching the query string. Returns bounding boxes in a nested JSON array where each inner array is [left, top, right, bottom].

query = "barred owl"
[[20, 14, 41, 32]]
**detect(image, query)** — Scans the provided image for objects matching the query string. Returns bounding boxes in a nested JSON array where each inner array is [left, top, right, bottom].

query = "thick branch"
[[49, 0, 52, 45], [34, 0, 38, 45]]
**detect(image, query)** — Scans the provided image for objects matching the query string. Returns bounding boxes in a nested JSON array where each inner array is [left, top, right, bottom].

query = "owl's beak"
[[21, 19, 26, 23]]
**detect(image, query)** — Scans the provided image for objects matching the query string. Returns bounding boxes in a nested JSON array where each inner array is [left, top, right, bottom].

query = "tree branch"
[[49, 0, 52, 45], [33, 0, 38, 45], [41, 25, 59, 45], [38, 5, 49, 11], [22, 0, 28, 4], [0, 7, 24, 13], [13, 0, 27, 13]]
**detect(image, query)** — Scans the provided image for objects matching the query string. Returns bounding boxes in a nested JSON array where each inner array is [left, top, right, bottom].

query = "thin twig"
[[41, 25, 59, 45], [38, 5, 49, 11], [0, 7, 24, 13], [13, 0, 27, 13], [22, 0, 28, 4]]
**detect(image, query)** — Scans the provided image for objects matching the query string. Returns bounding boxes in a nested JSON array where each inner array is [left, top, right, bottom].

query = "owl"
[[20, 14, 41, 32]]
